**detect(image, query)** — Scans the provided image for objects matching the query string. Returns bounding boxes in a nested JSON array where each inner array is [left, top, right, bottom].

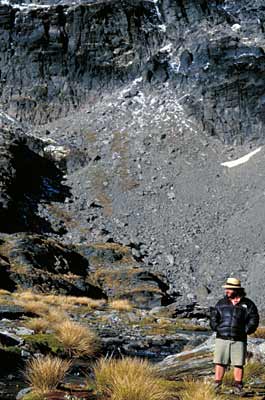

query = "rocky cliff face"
[[1, 0, 265, 311], [0, 0, 164, 122], [1, 0, 265, 143]]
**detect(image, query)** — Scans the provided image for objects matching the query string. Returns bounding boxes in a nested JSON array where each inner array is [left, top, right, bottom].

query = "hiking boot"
[[213, 381, 222, 393], [233, 384, 245, 396]]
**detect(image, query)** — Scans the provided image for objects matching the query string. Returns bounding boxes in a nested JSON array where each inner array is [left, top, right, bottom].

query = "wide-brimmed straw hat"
[[222, 277, 243, 289]]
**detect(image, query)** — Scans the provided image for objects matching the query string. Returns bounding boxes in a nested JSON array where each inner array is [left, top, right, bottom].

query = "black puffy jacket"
[[210, 296, 259, 342]]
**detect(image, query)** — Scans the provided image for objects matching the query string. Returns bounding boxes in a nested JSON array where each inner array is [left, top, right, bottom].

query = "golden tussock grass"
[[54, 319, 99, 357], [13, 290, 40, 302], [62, 296, 106, 308], [25, 318, 50, 334], [15, 300, 50, 316], [94, 357, 174, 400], [14, 291, 105, 311], [223, 361, 265, 386], [24, 355, 72, 394], [109, 299, 133, 312], [45, 308, 68, 324], [178, 380, 224, 400]]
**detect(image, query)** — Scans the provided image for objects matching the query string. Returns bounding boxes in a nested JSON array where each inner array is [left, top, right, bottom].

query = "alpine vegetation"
[[24, 355, 72, 394]]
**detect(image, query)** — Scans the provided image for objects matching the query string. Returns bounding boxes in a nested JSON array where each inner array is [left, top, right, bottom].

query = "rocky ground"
[[0, 288, 265, 400], [0, 291, 265, 400], [0, 289, 209, 399]]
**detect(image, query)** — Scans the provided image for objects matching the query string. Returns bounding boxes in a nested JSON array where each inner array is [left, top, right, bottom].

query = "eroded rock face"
[[0, 0, 164, 123], [1, 0, 265, 143], [0, 125, 71, 234]]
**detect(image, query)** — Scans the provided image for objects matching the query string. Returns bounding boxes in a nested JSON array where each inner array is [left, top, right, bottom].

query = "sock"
[[215, 380, 222, 384], [234, 380, 243, 388]]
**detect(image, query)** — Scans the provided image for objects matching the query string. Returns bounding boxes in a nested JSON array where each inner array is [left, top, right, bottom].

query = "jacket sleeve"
[[210, 305, 220, 332], [246, 302, 259, 335]]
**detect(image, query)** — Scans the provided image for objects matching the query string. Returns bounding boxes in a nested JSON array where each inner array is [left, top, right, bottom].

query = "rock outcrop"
[[0, 0, 164, 123], [0, 232, 170, 306], [1, 0, 265, 143]]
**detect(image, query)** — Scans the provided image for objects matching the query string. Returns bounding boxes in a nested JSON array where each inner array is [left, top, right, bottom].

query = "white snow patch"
[[1, 1, 51, 10], [158, 24, 167, 32], [221, 147, 262, 168], [133, 77, 143, 85], [44, 145, 70, 161], [160, 43, 173, 53], [0, 110, 17, 123], [169, 62, 180, 72], [237, 52, 260, 59], [118, 77, 143, 99], [133, 91, 145, 105], [231, 24, 241, 32]]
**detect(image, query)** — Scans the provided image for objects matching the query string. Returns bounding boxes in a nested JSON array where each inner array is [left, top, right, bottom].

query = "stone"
[[0, 305, 33, 320], [14, 327, 34, 336], [159, 334, 265, 379], [0, 331, 23, 346], [16, 388, 31, 400]]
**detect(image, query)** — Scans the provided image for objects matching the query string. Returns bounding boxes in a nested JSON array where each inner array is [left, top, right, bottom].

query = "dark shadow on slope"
[[0, 143, 71, 234]]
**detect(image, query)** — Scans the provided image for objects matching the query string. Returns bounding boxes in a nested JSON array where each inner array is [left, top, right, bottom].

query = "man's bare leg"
[[234, 366, 243, 383], [215, 364, 226, 381]]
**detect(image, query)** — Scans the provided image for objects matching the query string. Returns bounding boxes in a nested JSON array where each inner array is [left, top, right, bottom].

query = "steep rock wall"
[[0, 0, 164, 122], [1, 0, 265, 142]]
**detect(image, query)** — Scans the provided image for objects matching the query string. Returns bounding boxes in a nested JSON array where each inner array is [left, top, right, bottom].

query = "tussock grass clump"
[[223, 361, 265, 386], [55, 319, 99, 357], [25, 318, 50, 334], [14, 290, 38, 301], [14, 290, 105, 313], [15, 300, 50, 316], [25, 355, 72, 394], [63, 296, 105, 308], [94, 357, 173, 400], [109, 299, 133, 312], [41, 294, 105, 308], [46, 308, 67, 324], [179, 380, 224, 400]]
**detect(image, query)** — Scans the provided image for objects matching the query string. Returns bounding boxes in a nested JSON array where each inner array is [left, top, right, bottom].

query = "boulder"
[[0, 331, 23, 347], [158, 334, 265, 379]]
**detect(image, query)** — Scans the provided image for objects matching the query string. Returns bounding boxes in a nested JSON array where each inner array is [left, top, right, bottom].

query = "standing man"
[[210, 277, 259, 395]]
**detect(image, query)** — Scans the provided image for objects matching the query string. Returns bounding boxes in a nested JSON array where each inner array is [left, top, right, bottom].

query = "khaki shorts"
[[214, 338, 247, 366]]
